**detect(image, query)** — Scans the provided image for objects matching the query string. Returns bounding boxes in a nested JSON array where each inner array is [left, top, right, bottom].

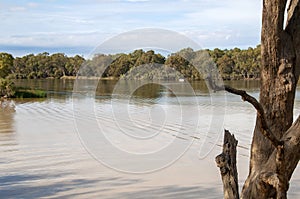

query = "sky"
[[0, 0, 262, 57]]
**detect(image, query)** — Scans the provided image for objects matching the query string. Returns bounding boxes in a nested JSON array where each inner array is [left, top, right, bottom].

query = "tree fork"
[[213, 85, 288, 198], [214, 84, 300, 198]]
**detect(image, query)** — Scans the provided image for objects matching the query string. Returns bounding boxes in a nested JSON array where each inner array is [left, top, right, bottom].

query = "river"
[[0, 79, 299, 198]]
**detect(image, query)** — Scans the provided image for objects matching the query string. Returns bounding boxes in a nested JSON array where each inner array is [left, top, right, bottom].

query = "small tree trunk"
[[216, 130, 239, 199]]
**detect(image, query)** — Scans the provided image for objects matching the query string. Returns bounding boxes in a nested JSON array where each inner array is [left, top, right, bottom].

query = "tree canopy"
[[0, 46, 261, 80]]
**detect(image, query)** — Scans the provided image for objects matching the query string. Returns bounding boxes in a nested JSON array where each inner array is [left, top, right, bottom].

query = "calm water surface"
[[0, 79, 299, 198]]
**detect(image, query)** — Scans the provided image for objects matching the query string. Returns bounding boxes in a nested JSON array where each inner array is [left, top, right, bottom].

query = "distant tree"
[[65, 55, 85, 76], [165, 53, 189, 77], [178, 47, 195, 61], [0, 45, 266, 80], [210, 48, 225, 63], [105, 54, 131, 77], [0, 53, 14, 78], [0, 78, 15, 97], [134, 50, 165, 67], [217, 54, 234, 79], [50, 53, 68, 78]]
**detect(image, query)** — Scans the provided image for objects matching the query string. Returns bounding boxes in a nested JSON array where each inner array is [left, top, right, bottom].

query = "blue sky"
[[0, 0, 262, 57]]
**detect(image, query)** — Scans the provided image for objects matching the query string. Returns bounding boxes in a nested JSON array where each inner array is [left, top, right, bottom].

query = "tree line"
[[0, 45, 261, 80]]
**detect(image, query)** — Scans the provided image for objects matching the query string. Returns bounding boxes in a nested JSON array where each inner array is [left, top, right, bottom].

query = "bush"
[[14, 89, 47, 98], [0, 79, 15, 98]]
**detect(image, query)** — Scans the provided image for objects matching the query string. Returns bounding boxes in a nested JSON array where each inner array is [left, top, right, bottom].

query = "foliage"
[[6, 52, 85, 79], [0, 53, 14, 78], [1, 46, 261, 80], [0, 78, 46, 98], [0, 78, 15, 97], [14, 89, 47, 98], [208, 46, 261, 80], [102, 50, 166, 78]]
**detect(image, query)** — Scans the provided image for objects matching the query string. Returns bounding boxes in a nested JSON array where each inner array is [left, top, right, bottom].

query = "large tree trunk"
[[217, 117, 300, 198], [251, 0, 300, 169], [216, 0, 300, 198], [242, 1, 300, 197]]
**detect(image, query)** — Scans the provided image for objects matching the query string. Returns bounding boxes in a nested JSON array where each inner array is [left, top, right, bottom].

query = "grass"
[[14, 88, 47, 98]]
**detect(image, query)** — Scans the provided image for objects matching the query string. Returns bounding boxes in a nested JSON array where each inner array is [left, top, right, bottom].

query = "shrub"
[[0, 78, 16, 98]]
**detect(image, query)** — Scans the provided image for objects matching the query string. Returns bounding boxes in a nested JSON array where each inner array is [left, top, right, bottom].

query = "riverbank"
[[59, 75, 260, 81], [60, 76, 118, 80]]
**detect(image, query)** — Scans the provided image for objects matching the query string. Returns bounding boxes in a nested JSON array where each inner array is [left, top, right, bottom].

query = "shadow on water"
[[110, 185, 222, 199], [0, 173, 145, 198], [0, 173, 95, 198]]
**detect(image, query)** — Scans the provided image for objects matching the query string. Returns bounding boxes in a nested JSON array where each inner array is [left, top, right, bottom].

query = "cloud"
[[0, 0, 263, 56], [126, 0, 150, 2], [0, 32, 112, 48], [181, 29, 259, 49], [27, 2, 39, 7], [7, 2, 39, 12], [9, 6, 26, 12]]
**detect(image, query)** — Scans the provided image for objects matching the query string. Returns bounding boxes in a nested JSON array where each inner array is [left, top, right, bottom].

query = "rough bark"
[[215, 1, 300, 197], [216, 130, 239, 199], [242, 116, 300, 199], [214, 85, 288, 198], [241, 0, 300, 198], [215, 90, 300, 198]]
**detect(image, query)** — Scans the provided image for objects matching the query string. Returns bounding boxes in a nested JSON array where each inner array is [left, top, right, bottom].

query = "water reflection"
[[97, 80, 118, 96], [132, 83, 163, 99], [14, 79, 262, 99], [225, 80, 260, 91], [14, 79, 74, 92], [0, 100, 15, 134], [0, 99, 18, 156], [5, 79, 300, 198]]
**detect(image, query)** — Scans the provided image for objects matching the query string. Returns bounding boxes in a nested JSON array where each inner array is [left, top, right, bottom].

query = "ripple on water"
[[0, 90, 299, 198]]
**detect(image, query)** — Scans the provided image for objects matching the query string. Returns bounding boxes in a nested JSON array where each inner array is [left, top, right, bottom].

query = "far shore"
[[60, 76, 118, 80], [59, 75, 260, 81]]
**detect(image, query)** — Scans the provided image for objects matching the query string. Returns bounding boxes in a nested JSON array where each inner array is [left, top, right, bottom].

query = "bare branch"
[[224, 85, 282, 147], [211, 82, 283, 148]]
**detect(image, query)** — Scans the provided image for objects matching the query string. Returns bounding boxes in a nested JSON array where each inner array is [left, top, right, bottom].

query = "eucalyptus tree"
[[215, 1, 300, 198]]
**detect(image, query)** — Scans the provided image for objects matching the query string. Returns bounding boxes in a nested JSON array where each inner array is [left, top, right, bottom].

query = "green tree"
[[0, 78, 15, 97], [0, 53, 14, 78], [217, 54, 234, 79], [105, 54, 131, 77], [65, 55, 85, 76], [50, 53, 68, 78], [10, 57, 26, 79], [165, 53, 189, 77]]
